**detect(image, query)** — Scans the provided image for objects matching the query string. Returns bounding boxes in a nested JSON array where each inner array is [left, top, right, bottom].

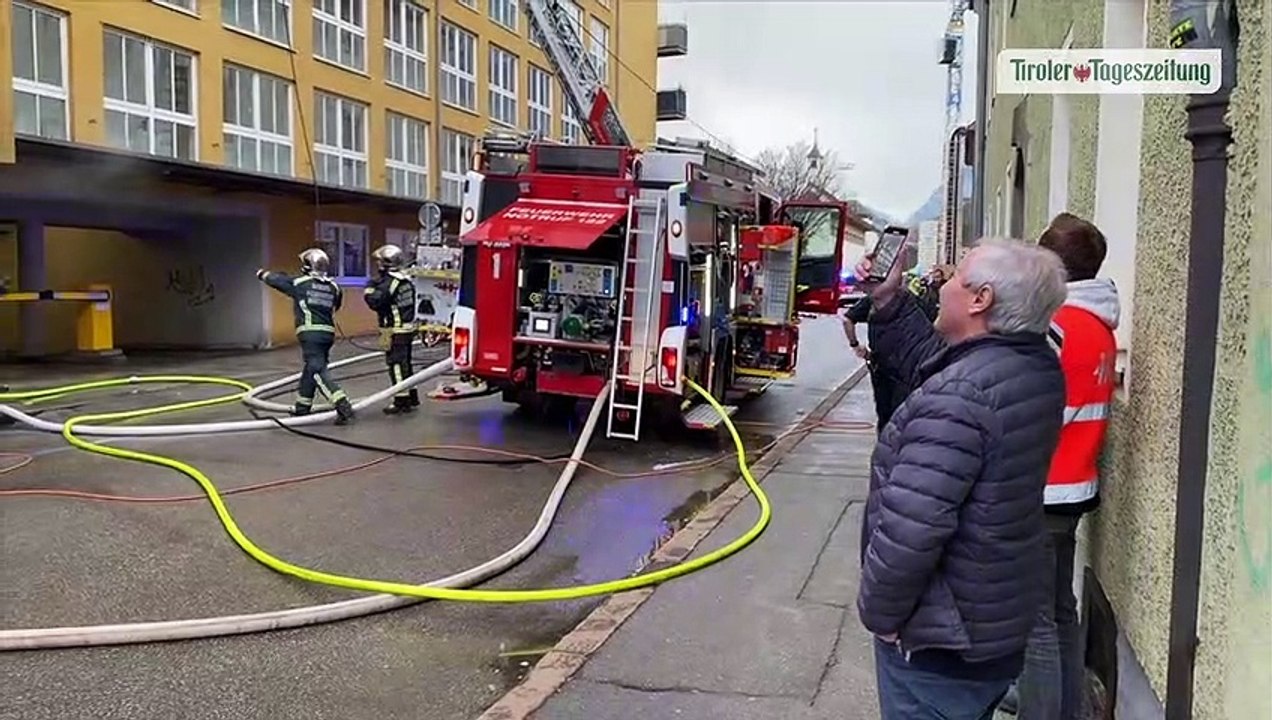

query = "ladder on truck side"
[[606, 195, 666, 441]]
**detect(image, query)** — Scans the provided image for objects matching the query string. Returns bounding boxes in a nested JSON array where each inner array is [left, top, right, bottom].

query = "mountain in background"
[[847, 200, 897, 230], [906, 187, 944, 226], [906, 167, 975, 226]]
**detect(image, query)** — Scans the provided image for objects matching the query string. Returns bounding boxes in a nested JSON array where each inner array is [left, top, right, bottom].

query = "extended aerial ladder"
[[519, 0, 668, 439], [524, 0, 631, 147], [942, 126, 969, 265], [937, 0, 970, 262]]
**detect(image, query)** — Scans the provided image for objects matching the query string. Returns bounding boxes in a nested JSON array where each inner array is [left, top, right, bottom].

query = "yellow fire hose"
[[1, 374, 769, 604]]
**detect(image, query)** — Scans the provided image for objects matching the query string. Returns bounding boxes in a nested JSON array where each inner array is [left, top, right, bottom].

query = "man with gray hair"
[[854, 238, 1069, 719]]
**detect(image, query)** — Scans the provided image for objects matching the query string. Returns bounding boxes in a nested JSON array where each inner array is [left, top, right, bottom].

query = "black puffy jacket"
[[856, 293, 1065, 664]]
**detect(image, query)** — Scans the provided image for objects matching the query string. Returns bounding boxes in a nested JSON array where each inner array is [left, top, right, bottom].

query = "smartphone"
[[868, 226, 910, 283]]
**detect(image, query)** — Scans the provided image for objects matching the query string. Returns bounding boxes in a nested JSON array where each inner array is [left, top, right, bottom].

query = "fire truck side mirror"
[[666, 183, 689, 260]]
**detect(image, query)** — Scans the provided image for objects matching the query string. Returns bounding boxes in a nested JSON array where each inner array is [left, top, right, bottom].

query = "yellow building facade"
[[0, 0, 659, 354]]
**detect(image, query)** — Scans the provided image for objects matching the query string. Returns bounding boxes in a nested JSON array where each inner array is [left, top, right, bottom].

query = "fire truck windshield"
[[785, 207, 840, 259]]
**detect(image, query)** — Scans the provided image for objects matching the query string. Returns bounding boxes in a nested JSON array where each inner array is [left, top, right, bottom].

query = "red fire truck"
[[448, 1, 852, 440]]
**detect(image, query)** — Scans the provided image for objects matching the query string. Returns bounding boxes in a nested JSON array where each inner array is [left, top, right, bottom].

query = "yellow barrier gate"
[[0, 283, 116, 354]]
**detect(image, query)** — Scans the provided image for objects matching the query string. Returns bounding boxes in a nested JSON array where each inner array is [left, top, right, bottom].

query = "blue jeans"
[[1015, 514, 1085, 720], [874, 639, 1010, 720]]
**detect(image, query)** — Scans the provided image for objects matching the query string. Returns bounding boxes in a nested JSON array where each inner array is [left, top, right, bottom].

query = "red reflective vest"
[[1044, 303, 1118, 508]]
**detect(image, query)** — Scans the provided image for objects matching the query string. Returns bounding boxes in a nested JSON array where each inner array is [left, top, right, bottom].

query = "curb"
[[475, 362, 872, 720]]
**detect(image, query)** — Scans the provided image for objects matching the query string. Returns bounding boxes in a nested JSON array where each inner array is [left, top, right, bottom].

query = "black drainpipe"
[[1164, 2, 1238, 718], [970, 0, 990, 241]]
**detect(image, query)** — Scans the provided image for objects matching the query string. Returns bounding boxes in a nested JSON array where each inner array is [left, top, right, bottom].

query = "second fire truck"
[[448, 0, 852, 440]]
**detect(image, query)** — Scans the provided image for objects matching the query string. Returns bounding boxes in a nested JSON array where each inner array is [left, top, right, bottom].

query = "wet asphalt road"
[[0, 318, 860, 720]]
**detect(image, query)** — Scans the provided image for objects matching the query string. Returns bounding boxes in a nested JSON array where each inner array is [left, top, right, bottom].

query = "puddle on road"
[[489, 642, 552, 690], [475, 432, 780, 704], [631, 434, 775, 572], [487, 622, 588, 692], [483, 428, 779, 694]]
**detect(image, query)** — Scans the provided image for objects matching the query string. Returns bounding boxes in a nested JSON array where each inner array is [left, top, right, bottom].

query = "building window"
[[222, 64, 293, 176], [315, 221, 369, 281], [103, 30, 197, 160], [387, 112, 429, 199], [1008, 145, 1026, 239], [529, 14, 541, 47], [313, 0, 365, 72], [222, 0, 291, 46], [489, 0, 517, 31], [10, 2, 69, 141], [457, 0, 474, 7], [313, 91, 367, 188], [441, 129, 473, 206], [564, 1, 583, 35], [441, 22, 476, 111], [562, 102, 582, 144], [993, 188, 1004, 236], [527, 65, 552, 138], [489, 46, 518, 128], [152, 0, 197, 14], [589, 18, 609, 84], [385, 0, 427, 95]]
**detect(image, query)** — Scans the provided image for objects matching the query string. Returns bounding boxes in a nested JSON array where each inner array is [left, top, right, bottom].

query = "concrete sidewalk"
[[480, 378, 883, 720]]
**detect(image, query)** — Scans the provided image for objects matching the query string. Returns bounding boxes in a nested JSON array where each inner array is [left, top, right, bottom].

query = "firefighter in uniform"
[[364, 244, 420, 414], [256, 248, 356, 424]]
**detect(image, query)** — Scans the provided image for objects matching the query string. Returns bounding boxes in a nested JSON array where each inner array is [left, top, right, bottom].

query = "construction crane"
[[524, 0, 630, 147], [937, 0, 969, 264]]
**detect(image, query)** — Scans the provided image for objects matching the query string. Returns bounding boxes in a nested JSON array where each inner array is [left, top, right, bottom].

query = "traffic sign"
[[418, 202, 442, 230]]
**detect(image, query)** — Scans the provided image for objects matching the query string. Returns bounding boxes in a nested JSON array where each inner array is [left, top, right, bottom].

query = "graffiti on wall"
[[1237, 327, 1272, 594], [166, 265, 215, 308]]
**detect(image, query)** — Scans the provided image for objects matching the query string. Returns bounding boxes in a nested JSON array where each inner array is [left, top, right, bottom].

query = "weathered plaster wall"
[[1086, 0, 1193, 697], [984, 0, 1104, 242], [982, 0, 1182, 690], [985, 0, 1271, 708], [1193, 0, 1272, 717]]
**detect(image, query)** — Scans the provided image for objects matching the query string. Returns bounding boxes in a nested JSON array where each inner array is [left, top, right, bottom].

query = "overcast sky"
[[653, 0, 980, 220]]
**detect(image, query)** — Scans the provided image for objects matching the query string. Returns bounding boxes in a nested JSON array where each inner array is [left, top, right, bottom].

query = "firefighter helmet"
[[372, 244, 405, 272], [299, 248, 330, 276]]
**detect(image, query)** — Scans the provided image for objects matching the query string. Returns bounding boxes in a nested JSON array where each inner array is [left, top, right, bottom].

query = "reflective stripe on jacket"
[[364, 271, 417, 333], [261, 271, 342, 335]]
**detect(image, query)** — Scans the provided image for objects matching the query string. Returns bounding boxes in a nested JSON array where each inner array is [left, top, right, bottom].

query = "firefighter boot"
[[382, 400, 414, 415], [334, 399, 356, 425]]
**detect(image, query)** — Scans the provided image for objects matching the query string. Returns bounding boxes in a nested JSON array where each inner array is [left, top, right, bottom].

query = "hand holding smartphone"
[[866, 226, 910, 283]]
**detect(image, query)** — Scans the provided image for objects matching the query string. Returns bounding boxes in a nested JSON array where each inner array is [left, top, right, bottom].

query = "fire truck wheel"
[[647, 398, 687, 440], [511, 390, 576, 422], [542, 395, 579, 421]]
